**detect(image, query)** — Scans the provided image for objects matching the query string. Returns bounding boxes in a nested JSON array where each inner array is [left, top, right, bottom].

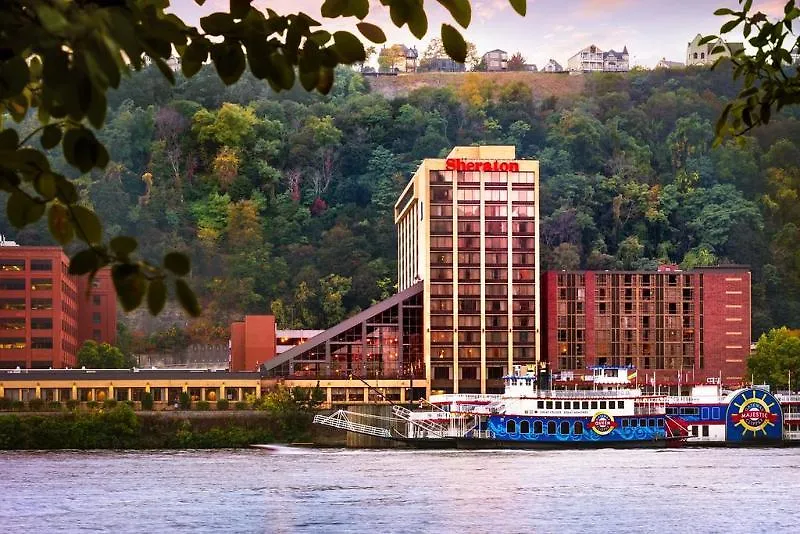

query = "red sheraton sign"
[[445, 158, 520, 172]]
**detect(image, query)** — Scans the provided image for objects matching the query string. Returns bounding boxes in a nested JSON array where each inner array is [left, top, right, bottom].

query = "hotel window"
[[31, 337, 53, 349], [31, 259, 52, 271], [0, 298, 26, 310], [31, 298, 53, 310], [0, 278, 25, 290], [92, 312, 102, 324], [31, 318, 53, 330], [433, 366, 450, 380], [461, 367, 478, 380], [0, 318, 25, 330], [0, 259, 25, 271], [457, 204, 479, 217], [0, 338, 25, 349], [93, 295, 102, 305], [30, 278, 53, 290]]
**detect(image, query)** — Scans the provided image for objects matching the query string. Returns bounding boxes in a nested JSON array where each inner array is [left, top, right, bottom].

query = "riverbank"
[[0, 405, 346, 449]]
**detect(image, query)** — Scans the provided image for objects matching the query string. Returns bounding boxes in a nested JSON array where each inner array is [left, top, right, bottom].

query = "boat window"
[[574, 421, 584, 434], [622, 419, 629, 427], [555, 401, 562, 409], [631, 419, 638, 427], [712, 407, 720, 419], [667, 407, 678, 415], [701, 407, 710, 420], [639, 418, 647, 427], [582, 401, 589, 409], [591, 401, 598, 409], [657, 419, 664, 428], [702, 425, 709, 437], [599, 401, 606, 409], [537, 401, 544, 409], [691, 426, 698, 437], [648, 419, 655, 427], [534, 421, 543, 434], [546, 401, 553, 409], [560, 421, 570, 435], [607, 401, 615, 409], [507, 420, 517, 434], [520, 420, 530, 434], [618, 401, 625, 410], [547, 421, 556, 435]]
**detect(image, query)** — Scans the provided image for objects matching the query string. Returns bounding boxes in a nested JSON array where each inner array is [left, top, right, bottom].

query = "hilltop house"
[[567, 45, 629, 72], [421, 56, 466, 72], [542, 59, 564, 72], [482, 49, 508, 71], [792, 44, 800, 66], [686, 34, 743, 66], [656, 57, 685, 69], [378, 45, 419, 73]]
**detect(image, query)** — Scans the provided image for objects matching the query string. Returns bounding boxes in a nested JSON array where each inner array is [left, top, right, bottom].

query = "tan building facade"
[[395, 146, 540, 395]]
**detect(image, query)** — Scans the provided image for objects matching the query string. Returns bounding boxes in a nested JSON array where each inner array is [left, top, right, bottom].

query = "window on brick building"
[[92, 312, 101, 324], [31, 260, 52, 271]]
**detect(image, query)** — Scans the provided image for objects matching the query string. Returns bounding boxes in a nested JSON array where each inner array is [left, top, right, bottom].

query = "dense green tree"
[[77, 341, 134, 369], [748, 327, 800, 389]]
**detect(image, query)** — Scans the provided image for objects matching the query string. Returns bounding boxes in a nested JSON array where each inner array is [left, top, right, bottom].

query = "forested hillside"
[[4, 65, 800, 343]]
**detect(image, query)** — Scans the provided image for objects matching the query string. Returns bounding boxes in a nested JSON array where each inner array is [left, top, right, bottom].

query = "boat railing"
[[517, 389, 643, 399], [776, 394, 800, 403], [430, 393, 502, 403]]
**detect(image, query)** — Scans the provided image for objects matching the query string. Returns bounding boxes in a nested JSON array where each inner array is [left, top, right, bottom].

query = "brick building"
[[0, 245, 116, 369], [542, 266, 751, 388]]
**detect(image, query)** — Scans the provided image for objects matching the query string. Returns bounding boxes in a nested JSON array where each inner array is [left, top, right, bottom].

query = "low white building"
[[686, 34, 743, 66], [542, 59, 564, 72]]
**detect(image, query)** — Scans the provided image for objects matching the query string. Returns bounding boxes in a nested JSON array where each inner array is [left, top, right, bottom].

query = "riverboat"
[[664, 383, 800, 446], [314, 366, 686, 448]]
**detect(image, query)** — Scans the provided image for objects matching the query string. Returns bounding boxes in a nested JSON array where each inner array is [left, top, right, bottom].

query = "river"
[[1, 447, 798, 533]]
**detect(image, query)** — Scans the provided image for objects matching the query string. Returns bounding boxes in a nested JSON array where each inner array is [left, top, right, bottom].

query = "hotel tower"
[[395, 146, 540, 395]]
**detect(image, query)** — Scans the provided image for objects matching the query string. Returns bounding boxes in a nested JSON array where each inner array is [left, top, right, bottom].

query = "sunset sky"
[[170, 0, 787, 68]]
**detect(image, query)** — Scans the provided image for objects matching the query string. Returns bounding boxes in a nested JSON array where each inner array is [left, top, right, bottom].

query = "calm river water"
[[1, 447, 799, 533]]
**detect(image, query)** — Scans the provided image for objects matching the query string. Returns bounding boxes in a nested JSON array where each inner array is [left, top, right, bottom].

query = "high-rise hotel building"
[[395, 146, 539, 394]]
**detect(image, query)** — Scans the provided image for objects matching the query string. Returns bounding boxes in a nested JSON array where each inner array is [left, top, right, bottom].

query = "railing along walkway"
[[313, 410, 392, 439]]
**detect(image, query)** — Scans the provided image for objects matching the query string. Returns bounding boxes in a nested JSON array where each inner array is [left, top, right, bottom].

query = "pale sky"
[[170, 0, 787, 68]]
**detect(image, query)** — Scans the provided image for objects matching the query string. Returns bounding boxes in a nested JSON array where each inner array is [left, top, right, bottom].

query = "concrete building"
[[686, 34, 744, 66], [542, 266, 751, 388], [568, 44, 629, 72], [0, 245, 116, 369], [482, 49, 508, 71], [230, 315, 276, 372]]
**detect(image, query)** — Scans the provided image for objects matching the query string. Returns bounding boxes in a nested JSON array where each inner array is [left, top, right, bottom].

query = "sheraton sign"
[[445, 158, 520, 172]]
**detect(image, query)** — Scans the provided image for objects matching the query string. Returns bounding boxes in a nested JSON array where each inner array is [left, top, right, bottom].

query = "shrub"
[[178, 392, 191, 410], [47, 401, 62, 411], [86, 401, 98, 409], [195, 401, 210, 411], [216, 399, 229, 411], [234, 401, 248, 411], [66, 399, 80, 410], [125, 400, 135, 409], [103, 399, 118, 409], [0, 397, 11, 410], [28, 398, 45, 411], [11, 400, 24, 411], [141, 392, 154, 411]]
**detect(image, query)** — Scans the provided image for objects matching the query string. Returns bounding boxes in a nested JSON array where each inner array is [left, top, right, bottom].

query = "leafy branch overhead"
[[704, 0, 800, 141], [0, 0, 528, 316]]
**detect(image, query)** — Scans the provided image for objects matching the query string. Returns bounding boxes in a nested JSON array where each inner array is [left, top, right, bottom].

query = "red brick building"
[[542, 266, 751, 388], [0, 246, 116, 369]]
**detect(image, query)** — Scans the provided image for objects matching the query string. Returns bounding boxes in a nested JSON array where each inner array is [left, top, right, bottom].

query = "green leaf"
[[713, 8, 735, 16], [54, 176, 79, 204], [407, 8, 428, 39], [112, 263, 146, 312], [201, 13, 236, 34], [721, 19, 741, 33], [71, 205, 103, 244], [164, 252, 191, 276], [356, 22, 387, 43], [110, 236, 138, 256], [175, 279, 201, 317], [321, 0, 347, 18], [69, 249, 100, 275], [48, 203, 74, 244], [41, 124, 62, 149], [439, 0, 472, 27], [333, 31, 366, 63], [147, 278, 167, 315], [0, 128, 19, 149], [230, 0, 252, 18], [34, 172, 57, 200], [7, 191, 44, 227], [62, 127, 105, 173], [211, 42, 247, 84], [35, 4, 70, 33], [0, 57, 30, 99], [509, 0, 526, 16], [441, 24, 467, 63], [182, 39, 210, 78]]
